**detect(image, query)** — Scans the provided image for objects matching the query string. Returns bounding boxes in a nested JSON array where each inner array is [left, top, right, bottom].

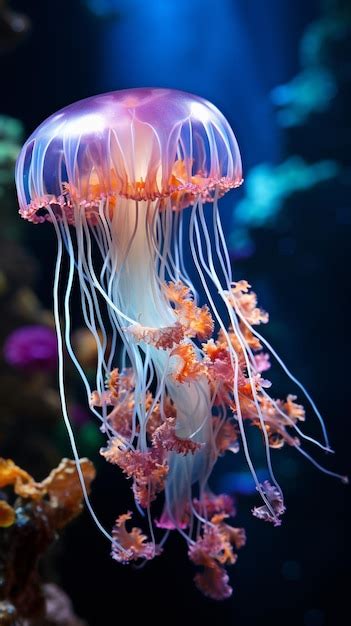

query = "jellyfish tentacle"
[[92, 221, 118, 375], [82, 197, 215, 530], [212, 201, 339, 478], [295, 445, 348, 483], [144, 355, 170, 428], [80, 205, 146, 391], [258, 387, 333, 453], [80, 218, 110, 422], [196, 200, 283, 498], [74, 212, 109, 377], [62, 207, 142, 448], [210, 205, 332, 456], [48, 205, 123, 547], [213, 200, 331, 451], [231, 303, 331, 450], [59, 216, 117, 439], [212, 194, 232, 284], [74, 210, 139, 326], [179, 209, 200, 300], [188, 200, 278, 521], [211, 198, 334, 458], [150, 203, 198, 302], [75, 212, 114, 431], [172, 210, 181, 282]]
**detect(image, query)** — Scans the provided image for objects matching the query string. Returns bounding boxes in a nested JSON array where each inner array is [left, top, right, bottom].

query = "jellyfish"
[[15, 88, 346, 600]]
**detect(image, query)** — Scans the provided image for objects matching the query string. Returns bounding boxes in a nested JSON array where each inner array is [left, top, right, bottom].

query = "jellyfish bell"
[[15, 88, 346, 600], [16, 88, 242, 217]]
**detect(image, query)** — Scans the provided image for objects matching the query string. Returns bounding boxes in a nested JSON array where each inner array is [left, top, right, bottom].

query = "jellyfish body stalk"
[[82, 196, 215, 526]]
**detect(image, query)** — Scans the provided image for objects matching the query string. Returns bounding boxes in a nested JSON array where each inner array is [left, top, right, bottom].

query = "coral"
[[20, 584, 87, 626], [3, 325, 58, 371], [0, 457, 95, 621], [0, 501, 15, 528]]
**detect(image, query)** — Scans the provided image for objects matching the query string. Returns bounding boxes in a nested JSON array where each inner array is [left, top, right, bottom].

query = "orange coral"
[[38, 458, 96, 528], [13, 458, 95, 527], [0, 457, 95, 622], [171, 343, 205, 383], [0, 500, 15, 528], [0, 457, 95, 531], [111, 512, 157, 563], [0, 458, 32, 490]]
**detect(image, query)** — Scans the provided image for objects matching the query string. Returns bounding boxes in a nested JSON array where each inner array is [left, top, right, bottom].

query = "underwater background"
[[0, 1, 350, 625]]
